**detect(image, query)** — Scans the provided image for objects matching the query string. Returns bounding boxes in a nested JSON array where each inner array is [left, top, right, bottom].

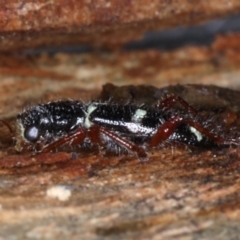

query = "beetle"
[[15, 96, 223, 160]]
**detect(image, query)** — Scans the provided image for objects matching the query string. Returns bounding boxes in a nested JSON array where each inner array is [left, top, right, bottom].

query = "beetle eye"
[[24, 126, 40, 142]]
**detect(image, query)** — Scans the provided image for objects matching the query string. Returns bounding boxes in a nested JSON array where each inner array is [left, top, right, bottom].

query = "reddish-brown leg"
[[0, 120, 13, 133], [40, 125, 148, 160], [184, 119, 223, 144], [89, 125, 148, 160], [41, 128, 87, 153], [158, 96, 197, 116], [99, 126, 148, 160], [88, 125, 103, 146], [149, 116, 223, 147]]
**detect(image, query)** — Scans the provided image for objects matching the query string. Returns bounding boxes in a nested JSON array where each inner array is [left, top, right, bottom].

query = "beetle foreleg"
[[41, 128, 87, 153]]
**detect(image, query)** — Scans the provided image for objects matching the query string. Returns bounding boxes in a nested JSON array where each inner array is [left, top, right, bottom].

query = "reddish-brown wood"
[[0, 1, 239, 50]]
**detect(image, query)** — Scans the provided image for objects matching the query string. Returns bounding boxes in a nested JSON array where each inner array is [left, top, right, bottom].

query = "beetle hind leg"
[[148, 116, 223, 148]]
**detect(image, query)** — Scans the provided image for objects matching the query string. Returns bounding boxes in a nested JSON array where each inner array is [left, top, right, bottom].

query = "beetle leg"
[[0, 120, 13, 133], [184, 119, 223, 144], [41, 128, 87, 153], [149, 116, 223, 147], [99, 126, 148, 160], [40, 125, 147, 160], [158, 96, 197, 116]]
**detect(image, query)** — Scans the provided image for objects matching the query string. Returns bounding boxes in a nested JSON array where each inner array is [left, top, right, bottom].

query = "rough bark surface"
[[0, 0, 239, 50], [1, 33, 240, 239]]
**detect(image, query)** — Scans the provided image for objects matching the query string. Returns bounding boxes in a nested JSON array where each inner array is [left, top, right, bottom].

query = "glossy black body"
[[90, 104, 214, 147], [17, 100, 215, 149], [18, 101, 86, 144]]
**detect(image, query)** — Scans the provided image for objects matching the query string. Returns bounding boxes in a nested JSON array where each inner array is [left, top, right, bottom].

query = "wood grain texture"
[[0, 33, 240, 239], [0, 0, 240, 50], [0, 33, 240, 119]]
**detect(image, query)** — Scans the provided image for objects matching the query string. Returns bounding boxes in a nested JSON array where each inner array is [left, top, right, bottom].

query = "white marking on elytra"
[[125, 122, 153, 134], [84, 103, 98, 128], [132, 109, 147, 123], [40, 117, 50, 124], [189, 126, 203, 142]]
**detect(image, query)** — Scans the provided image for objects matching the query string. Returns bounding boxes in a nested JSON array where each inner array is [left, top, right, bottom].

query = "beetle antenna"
[[0, 120, 13, 133]]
